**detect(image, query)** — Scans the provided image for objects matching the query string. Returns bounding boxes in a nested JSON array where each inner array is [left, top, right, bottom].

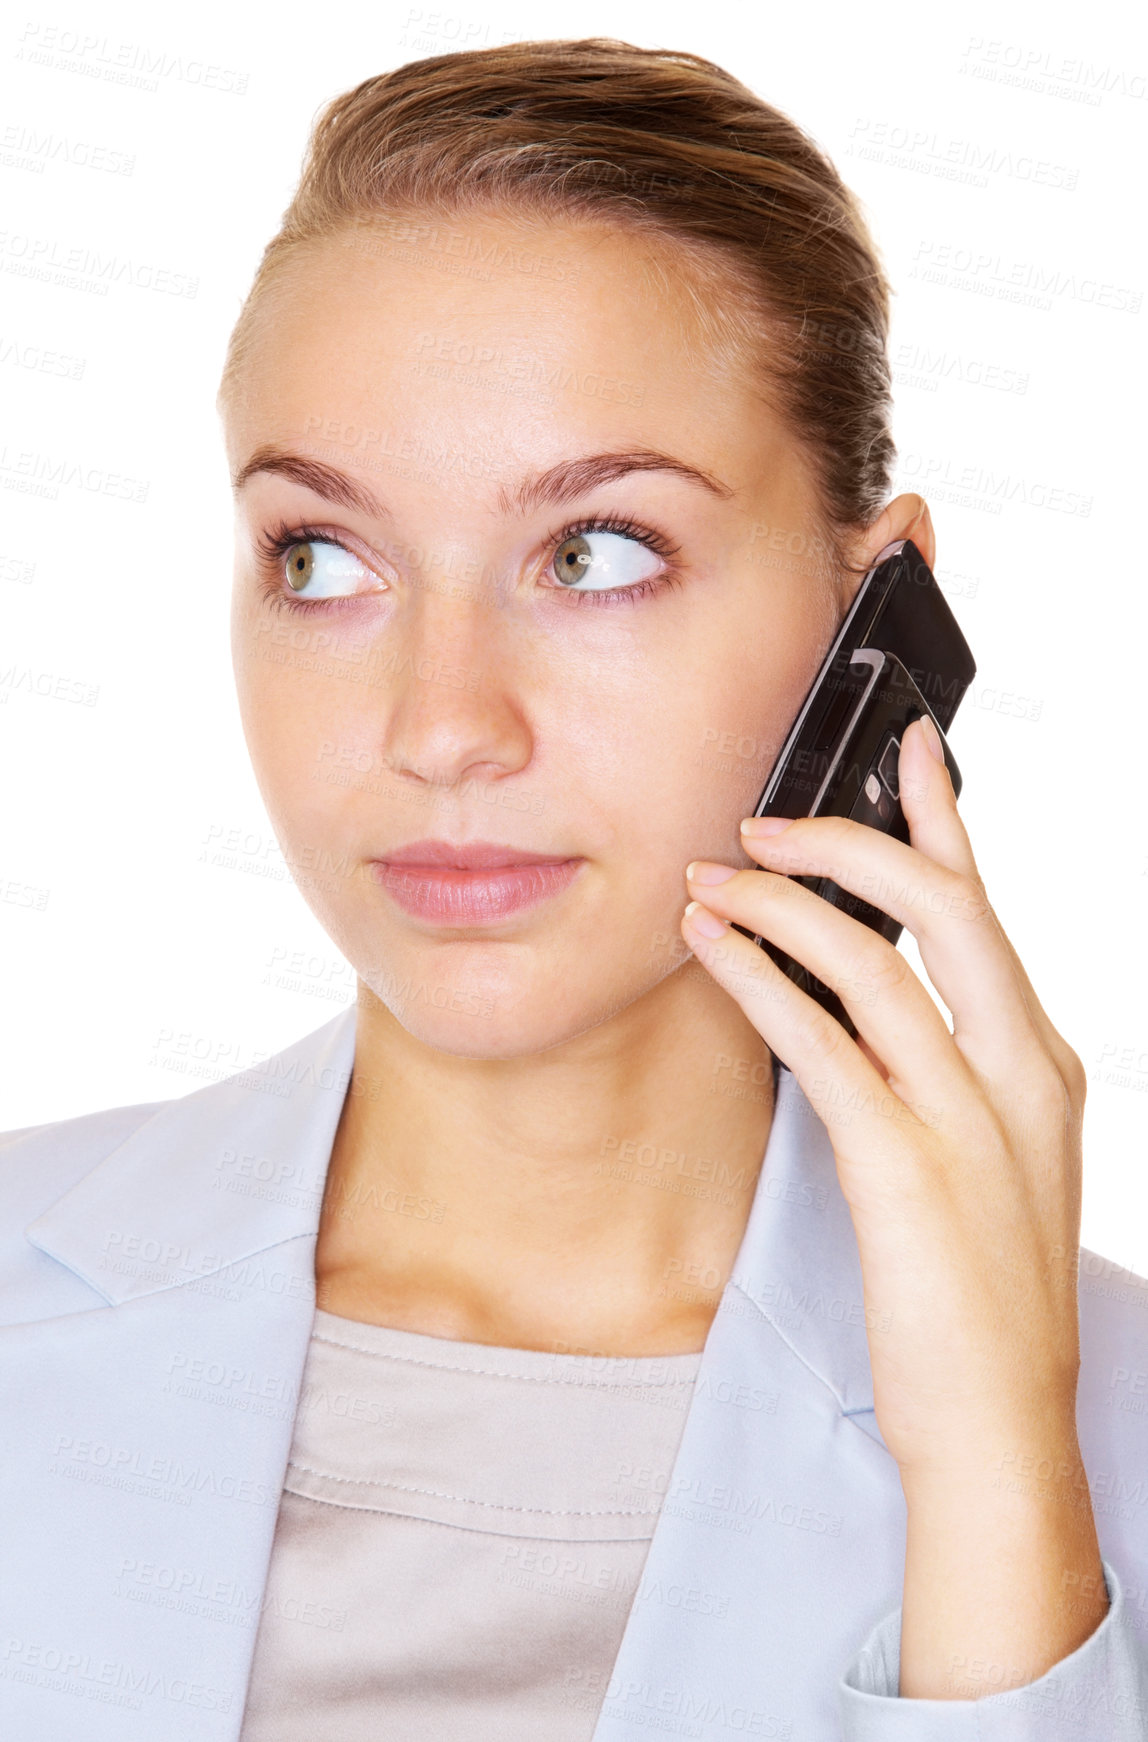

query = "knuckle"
[[1016, 1053, 1075, 1123], [847, 941, 908, 1000], [1057, 1044, 1088, 1107], [755, 867, 797, 898], [817, 815, 858, 859], [796, 1000, 849, 1065], [946, 870, 990, 923]]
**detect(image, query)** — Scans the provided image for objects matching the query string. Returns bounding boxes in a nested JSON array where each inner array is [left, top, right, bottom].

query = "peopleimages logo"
[[0, 122, 134, 175], [958, 36, 1147, 105], [910, 240, 1141, 314], [14, 22, 250, 96], [895, 453, 1092, 518], [847, 120, 1079, 191], [0, 443, 147, 501], [0, 230, 198, 299]]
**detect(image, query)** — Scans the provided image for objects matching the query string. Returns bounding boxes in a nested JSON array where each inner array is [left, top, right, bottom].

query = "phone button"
[[876, 732, 901, 800]]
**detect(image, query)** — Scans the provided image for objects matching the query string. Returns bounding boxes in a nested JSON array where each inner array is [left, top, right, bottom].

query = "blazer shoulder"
[[1076, 1243, 1148, 1558], [1079, 1243, 1148, 1346], [0, 1094, 170, 1186], [0, 1096, 170, 1321]]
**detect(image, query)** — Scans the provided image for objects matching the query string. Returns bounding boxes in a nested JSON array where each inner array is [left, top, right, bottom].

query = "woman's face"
[[224, 209, 849, 1058]]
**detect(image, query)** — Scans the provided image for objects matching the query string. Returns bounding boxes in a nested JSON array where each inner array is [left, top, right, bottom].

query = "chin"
[[352, 940, 674, 1060], [321, 902, 680, 1059], [355, 973, 599, 1060]]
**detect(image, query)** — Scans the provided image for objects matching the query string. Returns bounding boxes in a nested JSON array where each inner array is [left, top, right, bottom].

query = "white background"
[[1, 0, 1145, 1270]]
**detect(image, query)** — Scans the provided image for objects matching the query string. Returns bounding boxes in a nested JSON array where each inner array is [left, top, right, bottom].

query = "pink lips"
[[370, 839, 584, 925]]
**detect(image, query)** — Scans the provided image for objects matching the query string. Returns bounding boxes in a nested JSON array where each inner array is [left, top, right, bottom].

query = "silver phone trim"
[[806, 649, 885, 816], [747, 648, 885, 951], [750, 538, 907, 820]]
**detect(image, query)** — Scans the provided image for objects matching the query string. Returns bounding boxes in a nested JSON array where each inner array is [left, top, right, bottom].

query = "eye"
[[551, 530, 663, 592], [283, 539, 377, 598]]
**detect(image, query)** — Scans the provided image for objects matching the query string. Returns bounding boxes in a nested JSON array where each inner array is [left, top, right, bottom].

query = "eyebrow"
[[231, 446, 387, 519], [231, 443, 733, 519], [500, 449, 734, 515]]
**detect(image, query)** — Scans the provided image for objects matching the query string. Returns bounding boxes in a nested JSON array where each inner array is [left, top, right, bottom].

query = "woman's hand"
[[680, 713, 1107, 1700]]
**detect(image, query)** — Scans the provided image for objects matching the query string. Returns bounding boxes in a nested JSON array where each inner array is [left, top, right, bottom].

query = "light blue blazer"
[[2, 1004, 1147, 1739]]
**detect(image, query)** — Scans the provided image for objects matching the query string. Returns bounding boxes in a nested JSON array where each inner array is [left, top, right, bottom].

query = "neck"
[[314, 968, 776, 1356]]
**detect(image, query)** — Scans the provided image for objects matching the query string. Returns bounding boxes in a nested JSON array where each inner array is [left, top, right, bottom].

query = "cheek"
[[633, 623, 825, 861], [231, 617, 365, 832], [233, 628, 302, 779]]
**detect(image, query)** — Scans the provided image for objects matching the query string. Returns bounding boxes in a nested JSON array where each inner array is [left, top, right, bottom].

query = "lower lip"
[[371, 859, 583, 925]]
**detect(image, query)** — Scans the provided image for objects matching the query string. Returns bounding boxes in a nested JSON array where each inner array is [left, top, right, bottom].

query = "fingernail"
[[741, 816, 794, 837], [919, 713, 945, 764], [686, 861, 738, 885], [683, 900, 728, 939]]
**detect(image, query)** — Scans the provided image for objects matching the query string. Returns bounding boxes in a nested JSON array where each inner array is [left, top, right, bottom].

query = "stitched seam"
[[279, 1487, 658, 1539], [286, 1460, 661, 1519], [309, 1330, 701, 1389]]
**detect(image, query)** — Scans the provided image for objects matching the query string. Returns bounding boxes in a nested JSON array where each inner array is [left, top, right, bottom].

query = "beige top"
[[238, 1307, 702, 1740]]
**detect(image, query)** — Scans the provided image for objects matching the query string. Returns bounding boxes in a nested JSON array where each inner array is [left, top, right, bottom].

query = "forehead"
[[223, 209, 790, 499]]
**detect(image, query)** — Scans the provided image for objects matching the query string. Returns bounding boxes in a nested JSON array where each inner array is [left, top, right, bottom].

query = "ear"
[[860, 492, 936, 568], [839, 494, 936, 610]]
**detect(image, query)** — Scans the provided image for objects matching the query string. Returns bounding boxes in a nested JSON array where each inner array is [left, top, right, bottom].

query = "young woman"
[[3, 38, 1146, 1742]]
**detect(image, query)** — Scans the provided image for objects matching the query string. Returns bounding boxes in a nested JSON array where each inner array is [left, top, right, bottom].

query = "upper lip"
[[375, 839, 578, 869]]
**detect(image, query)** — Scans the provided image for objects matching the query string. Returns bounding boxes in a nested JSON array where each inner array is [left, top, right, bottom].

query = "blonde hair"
[[219, 37, 895, 559]]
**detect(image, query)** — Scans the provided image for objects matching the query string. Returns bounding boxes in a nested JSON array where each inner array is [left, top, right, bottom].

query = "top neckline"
[[311, 1306, 705, 1385]]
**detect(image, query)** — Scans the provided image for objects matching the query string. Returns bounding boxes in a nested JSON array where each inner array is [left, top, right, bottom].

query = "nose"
[[379, 579, 534, 797]]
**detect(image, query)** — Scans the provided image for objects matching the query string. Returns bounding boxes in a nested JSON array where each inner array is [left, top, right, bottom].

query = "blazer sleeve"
[[836, 1557, 1148, 1737]]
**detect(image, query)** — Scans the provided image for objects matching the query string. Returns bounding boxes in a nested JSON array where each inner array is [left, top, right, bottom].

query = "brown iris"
[[553, 535, 593, 585], [285, 542, 314, 590]]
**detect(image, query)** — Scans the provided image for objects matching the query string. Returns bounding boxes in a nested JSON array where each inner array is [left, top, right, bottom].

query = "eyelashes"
[[541, 513, 682, 608], [253, 515, 684, 614], [253, 521, 363, 616]]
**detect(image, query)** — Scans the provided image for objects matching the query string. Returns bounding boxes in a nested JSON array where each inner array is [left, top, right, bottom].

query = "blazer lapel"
[[4, 1005, 357, 1740], [590, 1066, 904, 1741]]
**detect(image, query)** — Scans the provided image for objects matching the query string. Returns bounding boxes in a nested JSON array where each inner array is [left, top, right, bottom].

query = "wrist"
[[897, 1437, 1109, 1700], [895, 1412, 1087, 1506]]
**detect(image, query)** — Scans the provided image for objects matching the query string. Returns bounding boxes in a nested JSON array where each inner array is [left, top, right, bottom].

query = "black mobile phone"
[[735, 538, 977, 1041]]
